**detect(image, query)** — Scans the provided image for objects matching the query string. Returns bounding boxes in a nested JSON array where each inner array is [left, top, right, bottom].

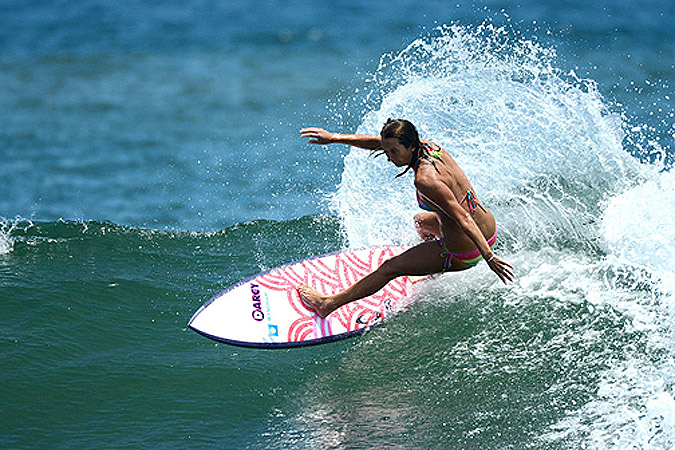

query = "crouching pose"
[[298, 119, 514, 318]]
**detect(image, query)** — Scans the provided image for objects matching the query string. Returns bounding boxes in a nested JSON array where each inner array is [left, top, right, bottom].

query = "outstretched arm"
[[300, 127, 381, 150]]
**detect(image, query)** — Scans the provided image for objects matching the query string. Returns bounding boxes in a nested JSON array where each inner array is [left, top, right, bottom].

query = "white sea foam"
[[0, 219, 16, 255], [549, 170, 675, 449], [333, 23, 674, 448], [602, 170, 675, 293], [530, 171, 675, 448], [333, 24, 649, 252]]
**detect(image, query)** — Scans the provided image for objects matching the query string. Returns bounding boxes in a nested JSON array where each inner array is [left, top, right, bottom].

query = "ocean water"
[[1, 1, 674, 448]]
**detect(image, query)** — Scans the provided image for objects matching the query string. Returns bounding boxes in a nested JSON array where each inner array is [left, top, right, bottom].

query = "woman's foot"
[[297, 285, 334, 319]]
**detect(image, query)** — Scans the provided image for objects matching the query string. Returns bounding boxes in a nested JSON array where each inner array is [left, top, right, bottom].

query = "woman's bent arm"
[[300, 127, 381, 150]]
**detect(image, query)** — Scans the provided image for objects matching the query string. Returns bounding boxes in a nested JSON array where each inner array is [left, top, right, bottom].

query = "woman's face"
[[381, 138, 413, 167]]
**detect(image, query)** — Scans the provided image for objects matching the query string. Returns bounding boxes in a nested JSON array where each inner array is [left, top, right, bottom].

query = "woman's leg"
[[298, 240, 465, 318]]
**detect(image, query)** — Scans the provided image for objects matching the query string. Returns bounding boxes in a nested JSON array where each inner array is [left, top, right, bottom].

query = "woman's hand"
[[486, 255, 514, 284], [300, 127, 337, 145]]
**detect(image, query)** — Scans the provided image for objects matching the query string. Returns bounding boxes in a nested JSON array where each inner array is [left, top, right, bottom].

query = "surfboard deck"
[[188, 246, 417, 348]]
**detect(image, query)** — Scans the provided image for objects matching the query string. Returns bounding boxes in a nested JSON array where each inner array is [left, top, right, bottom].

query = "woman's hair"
[[380, 119, 428, 178], [380, 119, 422, 151]]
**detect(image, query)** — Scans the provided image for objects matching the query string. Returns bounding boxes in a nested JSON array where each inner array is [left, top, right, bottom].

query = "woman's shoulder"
[[421, 140, 449, 162], [414, 157, 451, 187], [420, 139, 441, 150]]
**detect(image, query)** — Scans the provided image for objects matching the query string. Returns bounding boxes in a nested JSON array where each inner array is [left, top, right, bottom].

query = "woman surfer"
[[298, 119, 514, 318]]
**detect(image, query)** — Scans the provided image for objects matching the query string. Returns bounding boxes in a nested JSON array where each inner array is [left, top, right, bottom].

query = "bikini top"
[[417, 187, 487, 213], [414, 144, 487, 214]]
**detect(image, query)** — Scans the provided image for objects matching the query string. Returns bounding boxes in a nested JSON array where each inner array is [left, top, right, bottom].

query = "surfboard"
[[188, 246, 417, 348]]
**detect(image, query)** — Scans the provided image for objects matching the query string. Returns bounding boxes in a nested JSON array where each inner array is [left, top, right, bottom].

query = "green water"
[[1, 218, 643, 449]]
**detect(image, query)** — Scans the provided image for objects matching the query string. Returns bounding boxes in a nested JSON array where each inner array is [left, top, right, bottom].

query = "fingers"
[[498, 263, 514, 284], [488, 257, 514, 284], [500, 264, 515, 284], [300, 127, 319, 136], [300, 127, 326, 141]]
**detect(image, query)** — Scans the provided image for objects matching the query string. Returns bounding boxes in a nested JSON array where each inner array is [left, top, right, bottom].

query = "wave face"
[[324, 24, 675, 449]]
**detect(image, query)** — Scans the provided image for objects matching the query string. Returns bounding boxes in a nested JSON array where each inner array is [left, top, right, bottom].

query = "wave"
[[0, 215, 344, 273], [328, 23, 675, 449]]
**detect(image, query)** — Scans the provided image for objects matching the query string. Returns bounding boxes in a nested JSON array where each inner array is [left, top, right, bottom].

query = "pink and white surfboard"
[[188, 246, 417, 348]]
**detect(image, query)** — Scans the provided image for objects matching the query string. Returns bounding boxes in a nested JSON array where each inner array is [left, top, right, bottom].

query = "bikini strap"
[[438, 240, 454, 270], [460, 187, 487, 213], [417, 143, 441, 173]]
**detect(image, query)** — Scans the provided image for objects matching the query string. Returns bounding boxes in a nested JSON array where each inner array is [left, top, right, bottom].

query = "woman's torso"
[[415, 140, 496, 253]]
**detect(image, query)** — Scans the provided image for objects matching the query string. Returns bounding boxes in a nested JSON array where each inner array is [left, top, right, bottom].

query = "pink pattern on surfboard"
[[256, 247, 413, 342]]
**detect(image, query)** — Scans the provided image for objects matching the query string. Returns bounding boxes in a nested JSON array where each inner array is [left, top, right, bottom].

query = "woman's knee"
[[414, 212, 432, 225], [414, 212, 439, 239]]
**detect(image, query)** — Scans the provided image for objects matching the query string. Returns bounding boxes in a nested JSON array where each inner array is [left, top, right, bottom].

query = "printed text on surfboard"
[[250, 283, 264, 321]]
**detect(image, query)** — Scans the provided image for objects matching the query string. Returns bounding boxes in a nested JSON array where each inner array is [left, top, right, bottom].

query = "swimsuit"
[[416, 186, 486, 214], [416, 191, 435, 211], [413, 144, 497, 269], [438, 227, 497, 269]]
